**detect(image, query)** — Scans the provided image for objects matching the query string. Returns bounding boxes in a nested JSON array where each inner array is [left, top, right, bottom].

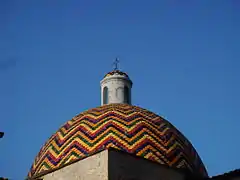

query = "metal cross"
[[0, 132, 4, 138], [113, 58, 120, 70]]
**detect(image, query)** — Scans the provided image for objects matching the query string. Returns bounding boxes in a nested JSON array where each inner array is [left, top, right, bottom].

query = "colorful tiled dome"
[[104, 70, 129, 78], [28, 104, 208, 178]]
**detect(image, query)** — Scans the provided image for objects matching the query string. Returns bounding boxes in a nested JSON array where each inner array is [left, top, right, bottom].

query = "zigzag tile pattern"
[[28, 104, 208, 178]]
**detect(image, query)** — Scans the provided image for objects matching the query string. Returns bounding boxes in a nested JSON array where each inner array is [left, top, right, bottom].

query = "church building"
[[26, 62, 239, 180]]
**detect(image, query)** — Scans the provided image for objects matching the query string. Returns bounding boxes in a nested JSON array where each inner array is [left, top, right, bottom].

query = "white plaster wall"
[[100, 75, 132, 105], [116, 87, 124, 102], [41, 151, 108, 180]]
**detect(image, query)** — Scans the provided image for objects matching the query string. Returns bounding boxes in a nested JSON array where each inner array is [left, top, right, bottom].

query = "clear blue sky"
[[0, 1, 239, 179]]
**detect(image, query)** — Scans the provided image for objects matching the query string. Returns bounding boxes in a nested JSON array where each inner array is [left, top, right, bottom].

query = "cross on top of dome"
[[103, 58, 129, 78], [113, 58, 120, 70]]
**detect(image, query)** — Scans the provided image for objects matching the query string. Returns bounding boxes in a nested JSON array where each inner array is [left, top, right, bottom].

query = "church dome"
[[104, 70, 129, 78], [28, 103, 208, 179]]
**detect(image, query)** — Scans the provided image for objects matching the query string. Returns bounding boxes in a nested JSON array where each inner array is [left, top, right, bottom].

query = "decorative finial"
[[113, 58, 120, 70], [0, 132, 4, 138]]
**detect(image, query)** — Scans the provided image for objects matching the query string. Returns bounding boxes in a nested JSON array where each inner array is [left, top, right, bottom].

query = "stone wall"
[[41, 150, 108, 180], [38, 149, 210, 180], [108, 150, 185, 180]]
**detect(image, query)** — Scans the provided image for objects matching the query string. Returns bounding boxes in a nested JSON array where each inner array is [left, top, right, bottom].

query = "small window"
[[103, 86, 108, 104], [124, 86, 130, 104]]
